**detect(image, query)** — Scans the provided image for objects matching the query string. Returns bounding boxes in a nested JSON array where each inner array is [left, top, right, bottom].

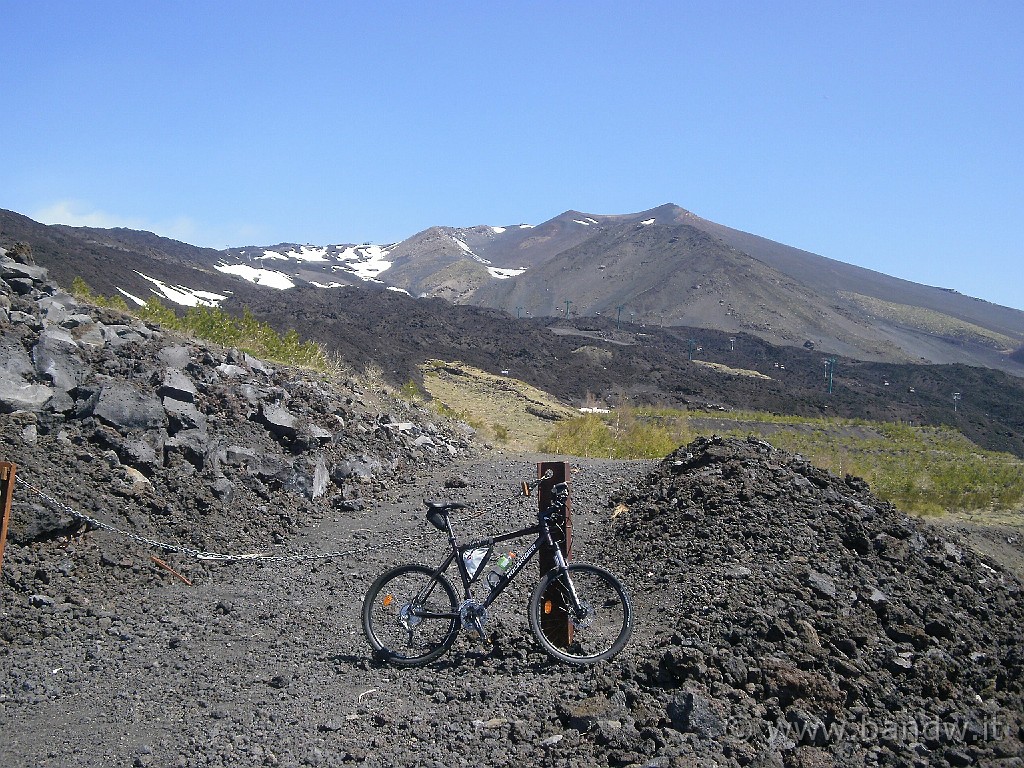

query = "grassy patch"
[[70, 278, 330, 371], [420, 360, 576, 449], [690, 360, 773, 379], [547, 405, 1024, 514], [540, 408, 691, 459], [540, 406, 692, 459], [842, 291, 1019, 350], [689, 409, 1024, 514]]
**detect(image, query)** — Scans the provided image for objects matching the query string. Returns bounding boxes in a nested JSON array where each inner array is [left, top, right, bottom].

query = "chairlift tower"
[[824, 357, 836, 394], [953, 392, 962, 412]]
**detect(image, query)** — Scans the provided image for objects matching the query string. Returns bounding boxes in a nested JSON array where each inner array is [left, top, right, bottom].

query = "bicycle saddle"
[[424, 500, 466, 531]]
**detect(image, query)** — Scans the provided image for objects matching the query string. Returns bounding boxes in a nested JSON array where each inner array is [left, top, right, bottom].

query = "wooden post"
[[0, 462, 16, 573], [537, 460, 572, 648]]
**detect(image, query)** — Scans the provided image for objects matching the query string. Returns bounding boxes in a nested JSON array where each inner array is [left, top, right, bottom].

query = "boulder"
[[163, 396, 207, 435], [1, 259, 48, 282], [158, 368, 197, 403], [164, 429, 208, 469], [32, 333, 90, 392], [0, 372, 53, 412], [257, 402, 299, 440], [93, 384, 165, 431], [0, 336, 34, 378], [158, 345, 192, 368]]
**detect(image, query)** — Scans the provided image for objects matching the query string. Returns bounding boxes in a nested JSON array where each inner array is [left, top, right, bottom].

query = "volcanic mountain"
[[2, 204, 1022, 375]]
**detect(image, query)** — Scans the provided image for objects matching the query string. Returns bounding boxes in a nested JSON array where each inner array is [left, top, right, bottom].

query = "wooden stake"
[[150, 555, 193, 586], [537, 460, 572, 648], [0, 462, 16, 574]]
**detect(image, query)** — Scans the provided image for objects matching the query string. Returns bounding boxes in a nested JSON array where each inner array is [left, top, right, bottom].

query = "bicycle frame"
[[415, 510, 574, 618]]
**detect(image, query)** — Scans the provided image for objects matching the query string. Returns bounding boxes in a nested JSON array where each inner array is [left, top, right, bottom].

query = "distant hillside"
[[229, 284, 1024, 458], [3, 204, 1023, 377], [0, 209, 252, 306]]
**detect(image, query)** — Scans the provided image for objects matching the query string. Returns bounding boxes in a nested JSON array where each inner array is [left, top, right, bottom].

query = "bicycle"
[[361, 470, 633, 666]]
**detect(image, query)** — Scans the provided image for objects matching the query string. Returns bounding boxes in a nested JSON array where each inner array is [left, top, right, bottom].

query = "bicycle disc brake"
[[570, 600, 594, 629]]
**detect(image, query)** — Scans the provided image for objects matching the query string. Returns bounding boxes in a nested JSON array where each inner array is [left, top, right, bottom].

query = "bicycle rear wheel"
[[362, 563, 459, 666], [528, 563, 632, 665]]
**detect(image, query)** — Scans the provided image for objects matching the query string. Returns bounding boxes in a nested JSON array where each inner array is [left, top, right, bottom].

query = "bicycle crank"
[[459, 599, 489, 639]]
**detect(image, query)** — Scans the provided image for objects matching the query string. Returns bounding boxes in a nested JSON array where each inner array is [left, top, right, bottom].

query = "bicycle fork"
[[550, 548, 586, 620]]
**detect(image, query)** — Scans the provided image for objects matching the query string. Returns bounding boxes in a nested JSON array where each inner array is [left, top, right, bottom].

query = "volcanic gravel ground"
[[1, 452, 657, 768], [608, 436, 1024, 767], [4, 443, 1024, 767]]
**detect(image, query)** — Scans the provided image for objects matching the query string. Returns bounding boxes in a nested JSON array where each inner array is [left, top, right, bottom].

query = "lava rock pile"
[[606, 435, 1024, 766], [0, 247, 473, 573]]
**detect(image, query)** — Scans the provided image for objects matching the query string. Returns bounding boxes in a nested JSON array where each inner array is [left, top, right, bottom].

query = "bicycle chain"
[[14, 476, 415, 563]]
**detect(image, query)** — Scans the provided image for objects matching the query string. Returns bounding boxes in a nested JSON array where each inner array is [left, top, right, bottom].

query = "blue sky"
[[3, 1, 1022, 310]]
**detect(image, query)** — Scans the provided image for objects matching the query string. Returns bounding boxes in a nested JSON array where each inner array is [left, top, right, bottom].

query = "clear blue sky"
[[3, 1, 1022, 310]]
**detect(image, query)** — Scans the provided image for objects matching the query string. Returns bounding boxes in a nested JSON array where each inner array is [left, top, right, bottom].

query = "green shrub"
[[399, 379, 427, 403], [70, 276, 94, 300], [541, 407, 690, 459], [69, 279, 329, 371]]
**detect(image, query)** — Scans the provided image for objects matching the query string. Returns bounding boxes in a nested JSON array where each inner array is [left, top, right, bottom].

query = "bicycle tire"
[[528, 563, 632, 665], [362, 563, 460, 666]]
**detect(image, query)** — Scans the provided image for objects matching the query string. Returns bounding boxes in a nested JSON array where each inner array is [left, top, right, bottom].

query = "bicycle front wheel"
[[528, 563, 632, 665], [362, 563, 459, 666]]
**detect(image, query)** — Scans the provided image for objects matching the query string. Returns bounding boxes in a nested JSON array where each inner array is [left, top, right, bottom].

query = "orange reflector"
[[382, 594, 393, 608], [544, 599, 553, 614]]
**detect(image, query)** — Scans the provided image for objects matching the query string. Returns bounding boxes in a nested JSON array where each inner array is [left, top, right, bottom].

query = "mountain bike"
[[361, 471, 632, 666]]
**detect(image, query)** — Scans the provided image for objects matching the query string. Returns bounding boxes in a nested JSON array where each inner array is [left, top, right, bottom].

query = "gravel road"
[[2, 450, 656, 768]]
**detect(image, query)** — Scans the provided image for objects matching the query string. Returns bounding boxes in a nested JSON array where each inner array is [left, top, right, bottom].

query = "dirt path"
[[928, 508, 1024, 581], [1, 449, 655, 768]]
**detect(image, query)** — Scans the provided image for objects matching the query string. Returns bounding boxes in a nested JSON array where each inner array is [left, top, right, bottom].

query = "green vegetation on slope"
[[540, 408, 692, 459], [419, 360, 576, 449], [842, 291, 1019, 350], [70, 278, 329, 370], [545, 407, 1024, 514]]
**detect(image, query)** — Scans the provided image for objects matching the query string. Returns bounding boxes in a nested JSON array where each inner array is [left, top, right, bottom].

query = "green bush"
[[541, 407, 691, 459], [70, 278, 329, 371], [399, 379, 427, 403]]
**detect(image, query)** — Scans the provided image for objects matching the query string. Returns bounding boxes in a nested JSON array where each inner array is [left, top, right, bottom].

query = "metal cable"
[[14, 476, 410, 563]]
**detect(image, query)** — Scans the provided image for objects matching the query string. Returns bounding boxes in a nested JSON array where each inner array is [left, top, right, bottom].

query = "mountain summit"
[[2, 204, 1022, 374]]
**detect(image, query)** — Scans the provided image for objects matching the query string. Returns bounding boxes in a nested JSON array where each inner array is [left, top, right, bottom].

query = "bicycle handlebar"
[[521, 469, 554, 497]]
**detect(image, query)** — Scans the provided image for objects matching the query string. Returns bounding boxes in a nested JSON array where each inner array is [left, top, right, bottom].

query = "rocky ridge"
[[0, 245, 473, 563]]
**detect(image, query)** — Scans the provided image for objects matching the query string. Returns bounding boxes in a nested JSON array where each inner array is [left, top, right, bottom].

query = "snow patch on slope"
[[216, 264, 295, 289], [333, 245, 392, 279], [487, 267, 527, 279], [117, 287, 147, 307], [135, 272, 229, 307], [452, 236, 491, 265]]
